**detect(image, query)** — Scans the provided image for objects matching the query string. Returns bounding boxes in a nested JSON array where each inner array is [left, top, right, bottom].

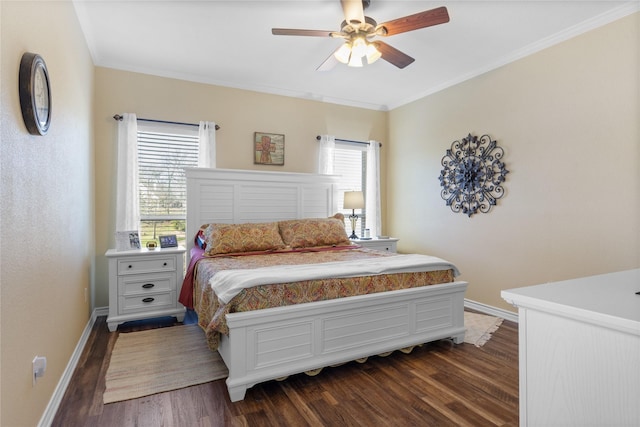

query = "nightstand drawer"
[[118, 273, 176, 296], [117, 256, 176, 275], [364, 242, 395, 252], [119, 291, 175, 315], [355, 238, 398, 253]]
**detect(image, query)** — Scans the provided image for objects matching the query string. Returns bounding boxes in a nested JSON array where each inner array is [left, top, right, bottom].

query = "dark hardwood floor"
[[52, 310, 519, 426]]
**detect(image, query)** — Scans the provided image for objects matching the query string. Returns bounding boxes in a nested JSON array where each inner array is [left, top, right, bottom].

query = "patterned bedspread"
[[191, 247, 455, 350]]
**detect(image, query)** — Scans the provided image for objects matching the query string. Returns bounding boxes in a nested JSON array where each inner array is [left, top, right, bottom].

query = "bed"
[[183, 167, 468, 402]]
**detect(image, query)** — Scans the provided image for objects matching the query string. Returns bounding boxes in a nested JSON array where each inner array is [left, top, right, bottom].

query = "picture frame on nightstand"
[[159, 234, 178, 248], [115, 230, 141, 251]]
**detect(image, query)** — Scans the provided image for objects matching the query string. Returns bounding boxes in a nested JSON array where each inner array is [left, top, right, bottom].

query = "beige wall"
[[387, 13, 640, 312], [0, 1, 95, 426], [93, 68, 388, 307]]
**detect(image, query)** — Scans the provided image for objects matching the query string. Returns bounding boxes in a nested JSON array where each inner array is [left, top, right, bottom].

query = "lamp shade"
[[348, 54, 363, 68], [351, 37, 367, 58], [344, 191, 364, 209], [366, 43, 382, 64], [334, 43, 351, 64]]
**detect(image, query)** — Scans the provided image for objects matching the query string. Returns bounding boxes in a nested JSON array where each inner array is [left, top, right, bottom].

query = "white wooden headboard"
[[185, 168, 340, 253]]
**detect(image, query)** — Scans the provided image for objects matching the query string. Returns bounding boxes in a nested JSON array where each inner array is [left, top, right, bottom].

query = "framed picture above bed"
[[254, 132, 284, 165]]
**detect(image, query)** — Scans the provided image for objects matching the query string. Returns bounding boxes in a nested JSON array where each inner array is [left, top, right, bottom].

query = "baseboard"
[[37, 306, 108, 427], [93, 306, 109, 319], [464, 299, 519, 323]]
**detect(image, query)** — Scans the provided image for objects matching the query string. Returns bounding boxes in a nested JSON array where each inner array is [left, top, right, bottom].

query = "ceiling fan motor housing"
[[340, 16, 378, 37]]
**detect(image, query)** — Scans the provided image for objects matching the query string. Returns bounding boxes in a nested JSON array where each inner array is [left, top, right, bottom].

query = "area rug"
[[103, 324, 228, 404], [463, 312, 504, 347]]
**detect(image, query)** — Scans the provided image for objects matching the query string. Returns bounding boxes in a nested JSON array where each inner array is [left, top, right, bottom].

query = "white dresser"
[[354, 237, 398, 253], [105, 246, 186, 331], [502, 269, 640, 426]]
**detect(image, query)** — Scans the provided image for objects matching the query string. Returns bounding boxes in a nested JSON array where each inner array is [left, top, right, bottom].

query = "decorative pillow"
[[204, 222, 285, 256], [195, 224, 208, 249], [278, 213, 351, 248]]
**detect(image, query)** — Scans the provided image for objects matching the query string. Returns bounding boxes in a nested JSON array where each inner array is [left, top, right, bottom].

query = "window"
[[334, 142, 367, 235], [137, 122, 199, 247]]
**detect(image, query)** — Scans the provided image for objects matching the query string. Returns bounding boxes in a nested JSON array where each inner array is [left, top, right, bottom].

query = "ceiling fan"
[[271, 0, 449, 70]]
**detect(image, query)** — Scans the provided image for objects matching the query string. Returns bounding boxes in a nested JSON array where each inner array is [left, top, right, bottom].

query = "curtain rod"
[[315, 135, 381, 147], [113, 114, 220, 130]]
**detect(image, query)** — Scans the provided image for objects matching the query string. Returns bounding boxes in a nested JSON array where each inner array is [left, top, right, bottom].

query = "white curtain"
[[198, 121, 217, 167], [317, 134, 335, 174], [366, 141, 382, 238], [115, 113, 140, 232]]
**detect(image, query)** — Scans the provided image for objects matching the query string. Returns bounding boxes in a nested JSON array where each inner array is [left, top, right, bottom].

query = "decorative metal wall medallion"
[[439, 133, 509, 217]]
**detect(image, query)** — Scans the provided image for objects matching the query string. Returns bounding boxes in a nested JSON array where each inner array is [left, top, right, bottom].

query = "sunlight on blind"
[[137, 123, 199, 245], [137, 125, 198, 219], [334, 143, 367, 234]]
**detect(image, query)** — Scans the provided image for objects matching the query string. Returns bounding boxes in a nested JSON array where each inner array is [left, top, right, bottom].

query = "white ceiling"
[[73, 1, 637, 111]]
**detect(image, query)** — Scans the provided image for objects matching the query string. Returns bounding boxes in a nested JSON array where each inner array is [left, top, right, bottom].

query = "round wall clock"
[[19, 52, 51, 135]]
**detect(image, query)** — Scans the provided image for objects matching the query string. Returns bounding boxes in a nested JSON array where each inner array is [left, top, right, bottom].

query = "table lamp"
[[343, 191, 364, 239]]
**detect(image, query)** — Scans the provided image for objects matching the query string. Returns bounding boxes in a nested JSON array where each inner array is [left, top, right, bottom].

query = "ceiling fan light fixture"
[[366, 43, 381, 64], [334, 43, 351, 64], [348, 53, 363, 67], [351, 36, 367, 58]]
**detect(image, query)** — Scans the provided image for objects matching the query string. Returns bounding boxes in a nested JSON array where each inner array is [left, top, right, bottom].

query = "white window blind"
[[137, 122, 199, 244], [334, 142, 367, 235]]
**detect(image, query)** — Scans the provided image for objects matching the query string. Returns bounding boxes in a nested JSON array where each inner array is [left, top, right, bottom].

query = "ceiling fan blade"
[[340, 0, 365, 26], [372, 41, 415, 69], [272, 28, 334, 37], [316, 48, 340, 72], [378, 6, 449, 36]]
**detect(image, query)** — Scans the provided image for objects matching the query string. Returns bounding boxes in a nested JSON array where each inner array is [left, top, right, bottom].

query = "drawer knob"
[[142, 283, 155, 289], [163, 262, 167, 266], [142, 297, 155, 303], [128, 265, 133, 269]]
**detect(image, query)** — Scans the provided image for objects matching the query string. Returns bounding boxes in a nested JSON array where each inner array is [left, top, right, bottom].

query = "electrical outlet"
[[32, 356, 47, 386]]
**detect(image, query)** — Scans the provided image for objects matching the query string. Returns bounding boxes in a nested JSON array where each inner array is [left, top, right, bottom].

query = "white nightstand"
[[105, 246, 186, 332], [353, 237, 399, 253]]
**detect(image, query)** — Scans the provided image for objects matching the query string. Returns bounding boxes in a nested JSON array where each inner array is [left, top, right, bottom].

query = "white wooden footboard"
[[217, 281, 467, 402]]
